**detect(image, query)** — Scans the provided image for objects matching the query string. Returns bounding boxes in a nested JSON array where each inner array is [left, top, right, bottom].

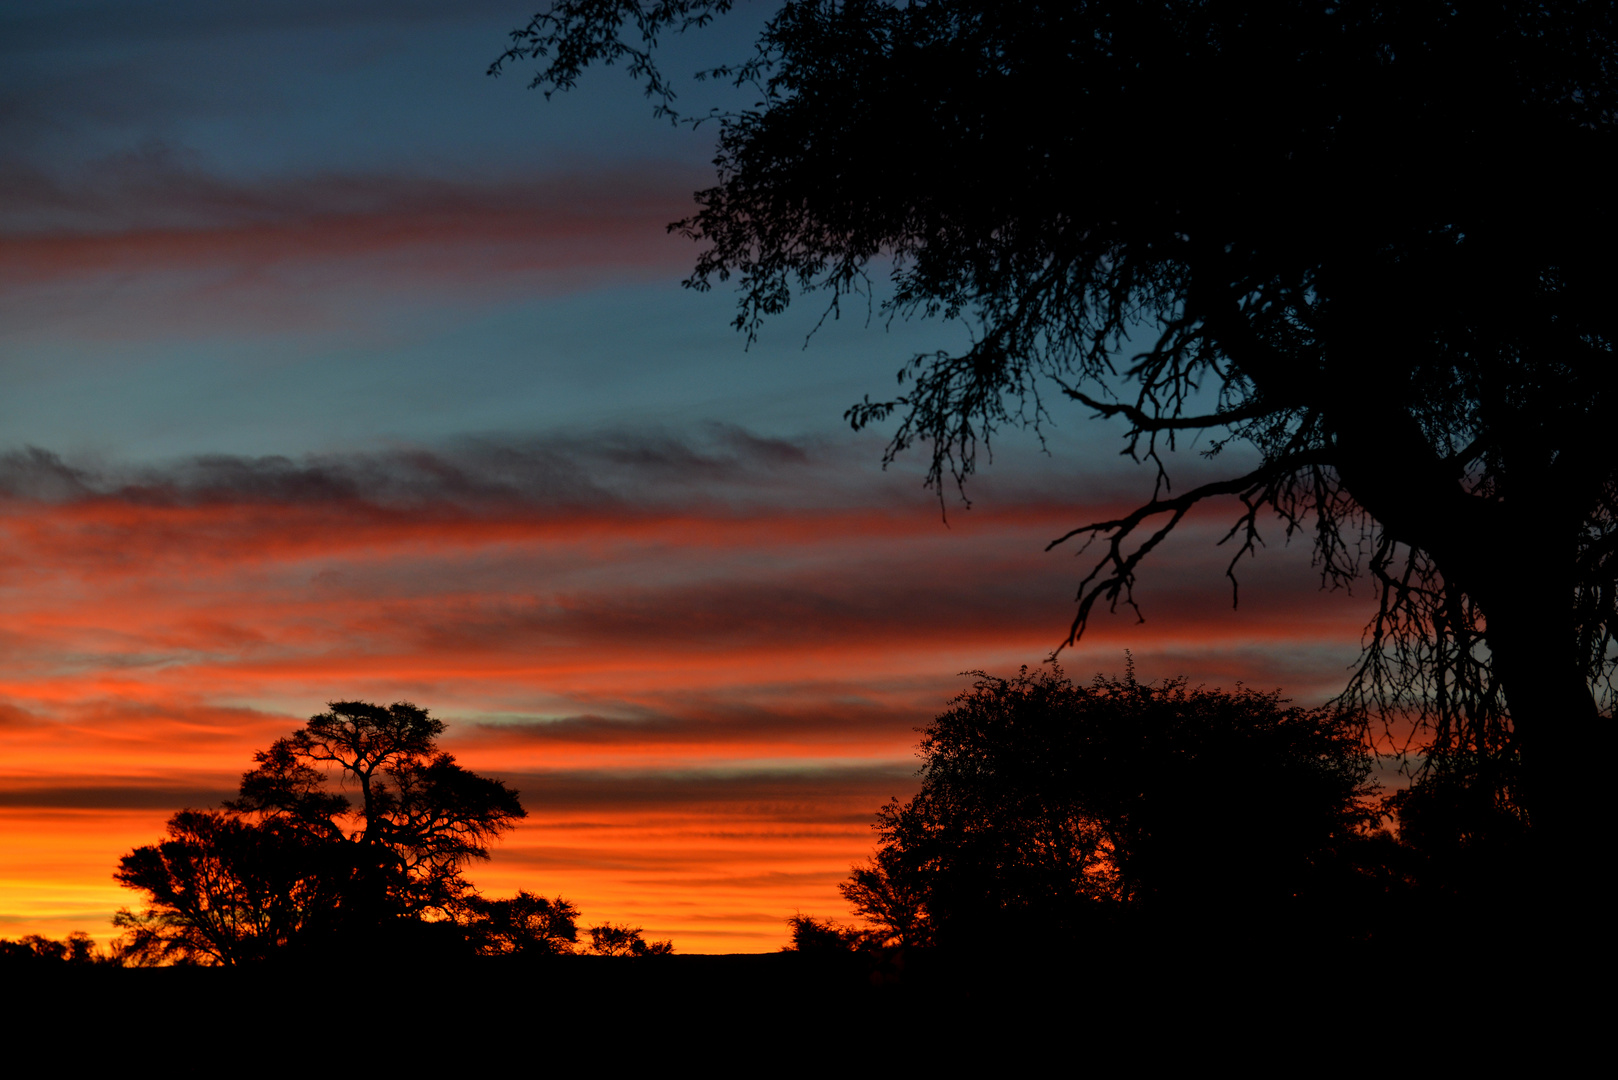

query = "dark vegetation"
[[0, 931, 112, 967], [10, 669, 1526, 980], [6, 4, 1596, 1030], [788, 664, 1534, 976], [93, 701, 671, 966], [494, 0, 1616, 895], [6, 679, 1543, 1040]]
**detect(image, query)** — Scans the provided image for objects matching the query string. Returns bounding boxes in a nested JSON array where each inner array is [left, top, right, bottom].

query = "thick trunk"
[[1205, 268, 1609, 908], [1333, 412, 1607, 918], [1470, 571, 1607, 858], [1474, 575, 1593, 761]]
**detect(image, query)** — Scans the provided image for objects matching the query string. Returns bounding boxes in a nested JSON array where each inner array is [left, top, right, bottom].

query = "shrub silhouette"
[[836, 665, 1383, 951]]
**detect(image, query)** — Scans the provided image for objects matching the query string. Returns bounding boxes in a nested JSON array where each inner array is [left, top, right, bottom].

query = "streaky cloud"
[[492, 764, 918, 814], [0, 779, 235, 810], [0, 424, 830, 511]]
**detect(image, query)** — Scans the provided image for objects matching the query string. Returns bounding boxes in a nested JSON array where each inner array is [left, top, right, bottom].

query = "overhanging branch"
[[1049, 450, 1334, 650], [1060, 385, 1271, 433]]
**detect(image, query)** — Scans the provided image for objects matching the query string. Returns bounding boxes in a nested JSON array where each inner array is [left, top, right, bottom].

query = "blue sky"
[[2, 0, 986, 458], [0, 1, 1379, 951]]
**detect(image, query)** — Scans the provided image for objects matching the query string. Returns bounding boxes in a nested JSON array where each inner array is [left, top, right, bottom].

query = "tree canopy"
[[115, 701, 528, 964], [496, 1, 1617, 855], [834, 665, 1383, 951]]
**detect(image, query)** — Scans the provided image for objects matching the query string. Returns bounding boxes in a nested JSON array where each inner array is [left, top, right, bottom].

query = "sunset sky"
[[0, 1, 1378, 952]]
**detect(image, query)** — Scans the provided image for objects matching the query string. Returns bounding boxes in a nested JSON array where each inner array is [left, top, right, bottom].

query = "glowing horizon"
[[0, 437, 1374, 951], [0, 2, 1377, 954]]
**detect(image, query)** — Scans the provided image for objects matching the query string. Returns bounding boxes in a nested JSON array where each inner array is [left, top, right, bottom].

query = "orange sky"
[[0, 450, 1375, 952], [0, 5, 1382, 953]]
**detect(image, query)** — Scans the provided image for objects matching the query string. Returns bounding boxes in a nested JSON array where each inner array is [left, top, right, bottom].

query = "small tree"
[[784, 914, 871, 956], [465, 891, 581, 956], [116, 701, 530, 964], [587, 923, 674, 957]]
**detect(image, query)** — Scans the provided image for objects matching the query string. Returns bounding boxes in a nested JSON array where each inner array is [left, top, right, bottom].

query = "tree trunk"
[[1331, 408, 1608, 928], [1466, 559, 1608, 921]]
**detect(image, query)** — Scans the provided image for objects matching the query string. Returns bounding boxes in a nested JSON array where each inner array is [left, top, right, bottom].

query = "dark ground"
[[6, 945, 1590, 1067]]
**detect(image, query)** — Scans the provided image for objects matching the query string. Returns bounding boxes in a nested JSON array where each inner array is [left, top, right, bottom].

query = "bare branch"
[[1060, 384, 1271, 433], [1049, 450, 1334, 650]]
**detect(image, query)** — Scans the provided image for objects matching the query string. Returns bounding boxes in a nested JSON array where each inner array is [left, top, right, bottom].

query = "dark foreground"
[[8, 944, 1592, 1065]]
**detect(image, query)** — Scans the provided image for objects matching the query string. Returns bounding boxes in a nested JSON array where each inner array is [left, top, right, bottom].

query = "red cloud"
[[0, 168, 707, 337], [0, 436, 1378, 951]]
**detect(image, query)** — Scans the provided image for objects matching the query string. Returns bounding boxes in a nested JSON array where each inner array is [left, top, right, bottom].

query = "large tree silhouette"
[[116, 701, 528, 963], [495, 2, 1617, 858]]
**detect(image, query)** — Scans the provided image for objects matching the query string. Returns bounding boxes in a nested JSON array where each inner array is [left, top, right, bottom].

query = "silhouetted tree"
[[784, 914, 871, 956], [839, 846, 929, 949], [496, 2, 1618, 860], [116, 701, 530, 963], [842, 665, 1380, 950], [114, 811, 348, 965], [1382, 755, 1532, 927], [0, 931, 106, 967], [466, 891, 581, 955], [587, 923, 675, 956]]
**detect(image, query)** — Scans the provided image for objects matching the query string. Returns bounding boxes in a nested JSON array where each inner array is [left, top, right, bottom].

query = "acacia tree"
[[224, 701, 528, 923], [495, 2, 1617, 855], [465, 891, 582, 955], [116, 701, 529, 963]]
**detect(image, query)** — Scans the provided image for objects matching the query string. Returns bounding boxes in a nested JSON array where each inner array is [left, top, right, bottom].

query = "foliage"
[[1382, 757, 1532, 915], [0, 931, 106, 967], [840, 665, 1381, 948], [465, 891, 581, 956], [497, 1, 1618, 840], [838, 846, 929, 949], [114, 811, 349, 966], [784, 914, 872, 956], [115, 701, 531, 964], [587, 923, 675, 956], [223, 701, 526, 919]]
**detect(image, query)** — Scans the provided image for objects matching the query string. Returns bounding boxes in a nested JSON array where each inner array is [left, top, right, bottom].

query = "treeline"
[[787, 664, 1529, 966], [0, 932, 110, 967], [11, 671, 1529, 972]]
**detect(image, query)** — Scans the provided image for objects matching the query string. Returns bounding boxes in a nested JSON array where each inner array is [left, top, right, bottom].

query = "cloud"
[[494, 764, 917, 815], [0, 703, 44, 730], [0, 430, 1373, 706], [0, 150, 699, 261], [0, 779, 234, 810], [0, 155, 708, 339], [0, 448, 98, 502], [0, 425, 825, 510], [0, 425, 1379, 951]]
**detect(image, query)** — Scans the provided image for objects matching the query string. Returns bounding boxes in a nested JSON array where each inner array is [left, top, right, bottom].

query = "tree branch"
[[1049, 449, 1334, 650], [1060, 385, 1271, 433]]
